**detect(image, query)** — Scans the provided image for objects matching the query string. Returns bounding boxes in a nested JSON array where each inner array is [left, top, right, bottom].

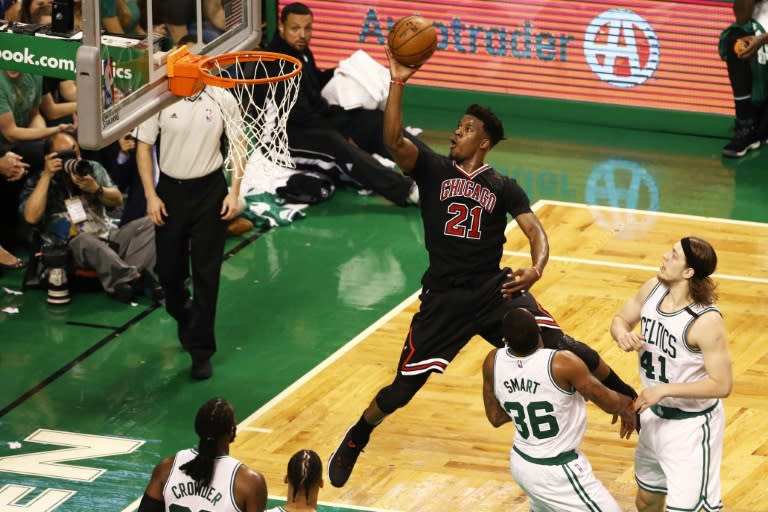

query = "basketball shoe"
[[328, 426, 367, 487], [722, 118, 761, 158]]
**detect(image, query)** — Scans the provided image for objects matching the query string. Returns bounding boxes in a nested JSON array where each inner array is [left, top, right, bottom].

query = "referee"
[[136, 83, 244, 380]]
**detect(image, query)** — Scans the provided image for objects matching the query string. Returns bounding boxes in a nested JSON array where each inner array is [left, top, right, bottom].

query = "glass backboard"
[[76, 0, 260, 150]]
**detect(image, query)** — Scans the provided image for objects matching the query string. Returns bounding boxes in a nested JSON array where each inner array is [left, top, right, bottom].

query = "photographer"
[[20, 132, 157, 303]]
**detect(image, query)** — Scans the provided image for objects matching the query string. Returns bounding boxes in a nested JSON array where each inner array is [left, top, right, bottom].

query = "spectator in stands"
[[20, 132, 158, 303], [118, 0, 144, 35], [161, 0, 224, 44], [0, 147, 29, 267], [0, 68, 75, 255], [101, 0, 124, 33], [9, 0, 49, 22], [28, 4, 78, 126], [720, 0, 768, 157], [96, 131, 147, 227], [2, 0, 18, 20], [0, 69, 75, 170], [265, 449, 323, 512], [263, 2, 418, 207]]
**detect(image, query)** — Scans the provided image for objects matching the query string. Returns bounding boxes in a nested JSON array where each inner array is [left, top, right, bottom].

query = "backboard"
[[76, 0, 260, 150]]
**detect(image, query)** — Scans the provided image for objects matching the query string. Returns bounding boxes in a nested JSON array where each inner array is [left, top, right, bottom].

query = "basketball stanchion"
[[166, 46, 303, 178]]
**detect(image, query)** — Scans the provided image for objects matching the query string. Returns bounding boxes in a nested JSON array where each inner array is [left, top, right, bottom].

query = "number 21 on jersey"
[[444, 202, 482, 239]]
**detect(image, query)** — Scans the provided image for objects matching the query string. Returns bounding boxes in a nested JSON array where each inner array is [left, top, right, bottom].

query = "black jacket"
[[266, 31, 343, 130]]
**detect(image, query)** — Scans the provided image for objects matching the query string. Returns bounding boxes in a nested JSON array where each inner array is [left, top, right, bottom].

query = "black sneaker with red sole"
[[328, 426, 367, 488]]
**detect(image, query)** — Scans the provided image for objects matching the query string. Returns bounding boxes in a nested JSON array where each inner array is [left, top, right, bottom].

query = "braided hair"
[[179, 397, 236, 487], [287, 449, 322, 502]]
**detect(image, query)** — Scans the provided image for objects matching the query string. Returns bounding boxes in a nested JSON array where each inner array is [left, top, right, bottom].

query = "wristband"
[[94, 185, 104, 197], [531, 267, 541, 279], [390, 79, 406, 86]]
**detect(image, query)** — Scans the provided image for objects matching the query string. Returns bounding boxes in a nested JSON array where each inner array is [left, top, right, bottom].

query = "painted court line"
[[123, 201, 758, 512], [503, 251, 768, 285], [539, 199, 768, 228]]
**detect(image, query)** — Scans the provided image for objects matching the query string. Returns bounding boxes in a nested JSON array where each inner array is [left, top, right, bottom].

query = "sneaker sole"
[[328, 425, 356, 488], [722, 140, 761, 158]]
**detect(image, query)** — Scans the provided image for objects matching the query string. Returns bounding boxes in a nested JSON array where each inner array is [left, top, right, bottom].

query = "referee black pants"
[[155, 171, 227, 362]]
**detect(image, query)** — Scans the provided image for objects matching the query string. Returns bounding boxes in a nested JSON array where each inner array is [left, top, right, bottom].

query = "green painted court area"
[[1, 95, 766, 511]]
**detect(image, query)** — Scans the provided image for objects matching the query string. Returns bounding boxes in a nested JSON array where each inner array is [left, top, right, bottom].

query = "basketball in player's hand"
[[387, 15, 438, 68], [734, 37, 749, 57]]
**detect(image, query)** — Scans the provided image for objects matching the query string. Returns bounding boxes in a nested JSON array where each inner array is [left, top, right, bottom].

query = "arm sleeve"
[[137, 494, 164, 512], [502, 177, 532, 218], [135, 113, 160, 145]]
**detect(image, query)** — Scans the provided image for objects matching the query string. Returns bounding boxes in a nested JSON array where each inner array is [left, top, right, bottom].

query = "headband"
[[680, 237, 711, 278]]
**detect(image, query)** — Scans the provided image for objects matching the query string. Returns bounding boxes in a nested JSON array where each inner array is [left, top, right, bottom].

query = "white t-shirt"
[[754, 1, 768, 29], [136, 87, 241, 180]]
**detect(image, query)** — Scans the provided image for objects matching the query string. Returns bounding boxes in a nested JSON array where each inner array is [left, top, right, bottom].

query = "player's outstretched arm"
[[382, 48, 419, 173], [553, 351, 635, 439], [482, 350, 512, 427], [611, 277, 657, 352]]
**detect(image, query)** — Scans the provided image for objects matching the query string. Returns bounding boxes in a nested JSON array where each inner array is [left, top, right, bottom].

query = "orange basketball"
[[734, 38, 749, 57], [387, 15, 438, 68]]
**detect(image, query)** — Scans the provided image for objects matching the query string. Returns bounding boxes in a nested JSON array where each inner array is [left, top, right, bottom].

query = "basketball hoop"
[[167, 47, 303, 178]]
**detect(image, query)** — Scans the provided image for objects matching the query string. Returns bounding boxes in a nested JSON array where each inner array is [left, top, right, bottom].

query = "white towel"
[[321, 50, 390, 111]]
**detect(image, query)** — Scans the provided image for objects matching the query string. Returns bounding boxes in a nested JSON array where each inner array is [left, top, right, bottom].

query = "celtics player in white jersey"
[[138, 397, 268, 512], [612, 237, 732, 512], [482, 308, 635, 511], [266, 449, 323, 512]]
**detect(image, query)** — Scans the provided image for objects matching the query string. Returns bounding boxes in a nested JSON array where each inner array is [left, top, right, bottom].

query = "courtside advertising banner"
[[288, 0, 734, 115]]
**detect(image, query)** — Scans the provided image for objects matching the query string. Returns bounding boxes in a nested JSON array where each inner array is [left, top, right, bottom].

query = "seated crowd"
[[0, 1, 421, 305]]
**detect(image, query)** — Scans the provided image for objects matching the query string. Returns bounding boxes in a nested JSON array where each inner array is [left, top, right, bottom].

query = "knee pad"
[[558, 334, 600, 372], [375, 374, 429, 414]]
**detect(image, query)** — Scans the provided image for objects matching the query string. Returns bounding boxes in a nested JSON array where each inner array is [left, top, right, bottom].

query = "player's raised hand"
[[384, 47, 419, 84]]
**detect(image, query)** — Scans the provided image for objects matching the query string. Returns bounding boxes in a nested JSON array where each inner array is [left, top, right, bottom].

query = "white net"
[[201, 52, 302, 179]]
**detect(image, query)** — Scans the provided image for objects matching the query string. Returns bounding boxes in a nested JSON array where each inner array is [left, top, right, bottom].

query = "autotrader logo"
[[584, 9, 660, 88]]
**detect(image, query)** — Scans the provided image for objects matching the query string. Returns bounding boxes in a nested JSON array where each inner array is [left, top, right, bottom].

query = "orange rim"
[[197, 51, 303, 88]]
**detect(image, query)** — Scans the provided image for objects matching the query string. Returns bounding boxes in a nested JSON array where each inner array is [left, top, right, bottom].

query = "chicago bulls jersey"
[[411, 146, 531, 290]]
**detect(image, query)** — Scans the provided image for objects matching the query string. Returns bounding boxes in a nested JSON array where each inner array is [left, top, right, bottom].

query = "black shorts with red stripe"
[[395, 270, 562, 378]]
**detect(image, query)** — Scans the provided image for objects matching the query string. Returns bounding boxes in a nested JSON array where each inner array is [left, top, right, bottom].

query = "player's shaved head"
[[503, 308, 540, 356]]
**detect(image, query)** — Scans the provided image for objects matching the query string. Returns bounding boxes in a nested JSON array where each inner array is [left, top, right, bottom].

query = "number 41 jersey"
[[639, 281, 721, 412], [493, 348, 587, 460], [410, 146, 532, 290]]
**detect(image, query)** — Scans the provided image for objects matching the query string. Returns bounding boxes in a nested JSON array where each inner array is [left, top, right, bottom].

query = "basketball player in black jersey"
[[327, 49, 637, 488]]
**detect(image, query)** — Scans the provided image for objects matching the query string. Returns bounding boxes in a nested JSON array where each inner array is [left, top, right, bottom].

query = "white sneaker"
[[406, 184, 420, 206]]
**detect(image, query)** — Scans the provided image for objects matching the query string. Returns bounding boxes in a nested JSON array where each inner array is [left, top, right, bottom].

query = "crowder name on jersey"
[[169, 481, 224, 506]]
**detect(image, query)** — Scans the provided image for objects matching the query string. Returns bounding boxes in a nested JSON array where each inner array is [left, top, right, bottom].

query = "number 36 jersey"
[[493, 348, 586, 460], [410, 146, 532, 291], [639, 281, 721, 412]]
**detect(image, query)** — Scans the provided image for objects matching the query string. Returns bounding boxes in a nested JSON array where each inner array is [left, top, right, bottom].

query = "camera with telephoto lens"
[[57, 149, 93, 177]]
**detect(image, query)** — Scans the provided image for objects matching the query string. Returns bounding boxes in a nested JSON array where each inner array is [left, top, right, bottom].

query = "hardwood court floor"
[[231, 201, 768, 512]]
